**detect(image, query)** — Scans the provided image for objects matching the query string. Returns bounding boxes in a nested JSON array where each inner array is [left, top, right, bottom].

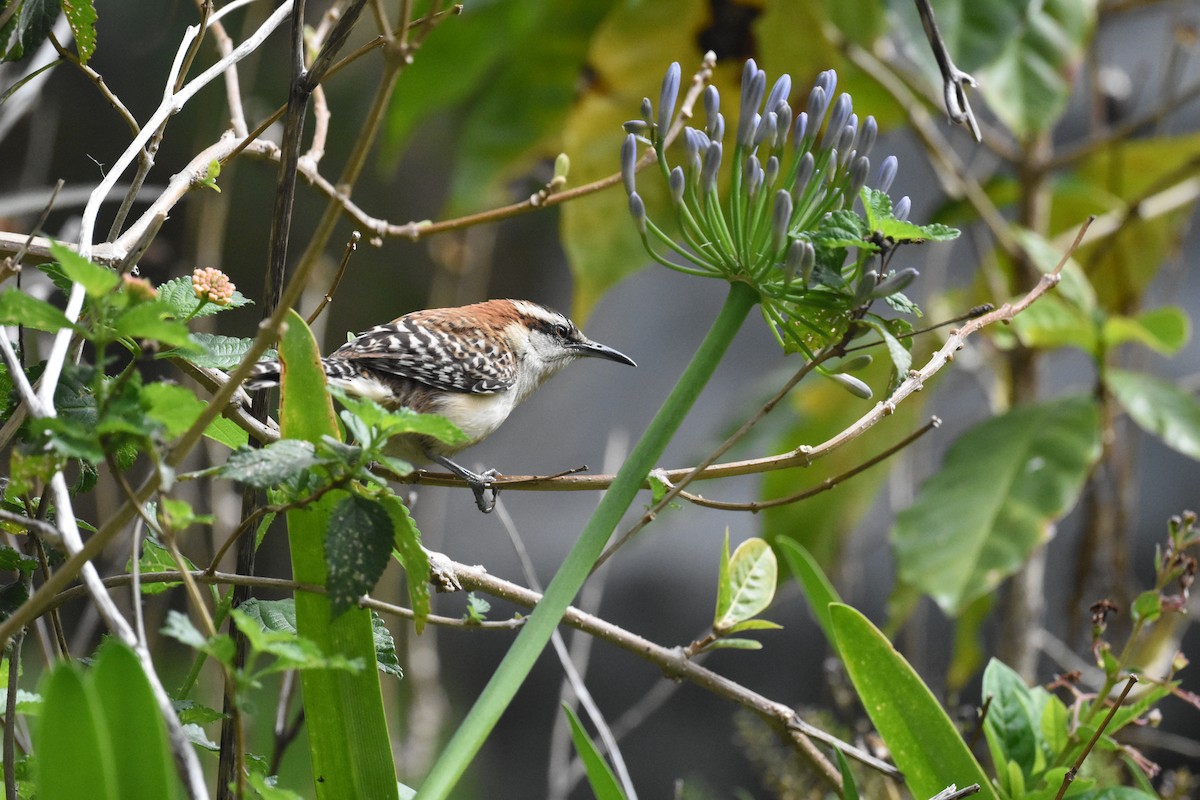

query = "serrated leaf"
[[1102, 306, 1190, 356], [893, 396, 1101, 615], [0, 289, 74, 332], [0, 544, 37, 573], [377, 491, 429, 634], [142, 382, 248, 449], [333, 389, 468, 448], [155, 275, 251, 318], [2, 0, 56, 63], [714, 537, 777, 633], [127, 540, 182, 595], [830, 604, 1000, 800], [50, 242, 119, 298], [230, 608, 362, 674], [220, 439, 319, 489], [371, 612, 403, 679], [325, 494, 394, 617], [161, 332, 272, 370], [113, 302, 198, 349], [161, 609, 207, 649], [62, 0, 98, 64], [1106, 368, 1200, 461], [561, 703, 626, 800]]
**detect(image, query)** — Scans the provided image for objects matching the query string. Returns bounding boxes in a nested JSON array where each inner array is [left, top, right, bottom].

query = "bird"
[[244, 299, 636, 512]]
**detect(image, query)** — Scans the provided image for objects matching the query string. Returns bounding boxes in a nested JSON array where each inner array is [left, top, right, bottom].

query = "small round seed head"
[[192, 267, 235, 306], [893, 195, 911, 221], [658, 62, 681, 139]]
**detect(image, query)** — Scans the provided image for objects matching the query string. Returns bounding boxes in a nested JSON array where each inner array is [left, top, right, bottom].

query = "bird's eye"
[[554, 323, 570, 338]]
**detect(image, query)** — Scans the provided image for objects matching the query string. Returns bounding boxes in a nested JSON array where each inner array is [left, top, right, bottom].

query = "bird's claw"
[[469, 469, 500, 514]]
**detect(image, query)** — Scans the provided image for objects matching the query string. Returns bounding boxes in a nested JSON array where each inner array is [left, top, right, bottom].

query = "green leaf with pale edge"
[[50, 242, 118, 298], [0, 289, 73, 331], [220, 439, 318, 488], [1102, 306, 1190, 356], [775, 538, 842, 652], [893, 396, 1100, 615], [62, 0, 98, 63], [155, 275, 251, 318], [713, 537, 778, 633], [1106, 368, 1200, 461], [277, 309, 398, 799], [830, 604, 1000, 800], [325, 494, 394, 617], [561, 703, 626, 800]]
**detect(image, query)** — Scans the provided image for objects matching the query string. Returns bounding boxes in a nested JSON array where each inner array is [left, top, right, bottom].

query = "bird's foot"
[[467, 468, 500, 513]]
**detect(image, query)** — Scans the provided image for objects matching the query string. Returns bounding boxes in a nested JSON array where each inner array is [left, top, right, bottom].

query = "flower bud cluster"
[[192, 267, 236, 306]]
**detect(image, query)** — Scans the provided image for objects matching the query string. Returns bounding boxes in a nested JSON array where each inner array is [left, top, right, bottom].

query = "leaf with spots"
[[325, 494, 394, 618]]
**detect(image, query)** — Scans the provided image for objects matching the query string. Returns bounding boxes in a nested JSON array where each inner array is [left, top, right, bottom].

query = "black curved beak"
[[571, 338, 637, 367]]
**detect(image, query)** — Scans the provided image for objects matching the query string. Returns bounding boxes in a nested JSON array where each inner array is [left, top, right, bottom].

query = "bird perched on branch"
[[245, 299, 635, 512]]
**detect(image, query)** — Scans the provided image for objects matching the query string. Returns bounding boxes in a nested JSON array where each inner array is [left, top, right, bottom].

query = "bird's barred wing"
[[330, 319, 516, 393]]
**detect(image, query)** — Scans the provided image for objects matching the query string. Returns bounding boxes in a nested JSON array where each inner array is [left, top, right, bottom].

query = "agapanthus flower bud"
[[893, 195, 911, 221], [711, 113, 725, 143], [658, 62, 681, 139], [821, 94, 853, 151], [192, 267, 235, 306], [792, 112, 809, 149], [874, 155, 898, 193], [765, 74, 792, 116], [834, 354, 873, 372], [621, 134, 638, 196], [641, 97, 653, 125], [829, 371, 872, 399], [684, 128, 704, 175], [737, 68, 767, 147], [704, 85, 720, 135], [765, 155, 780, 188], [770, 190, 793, 254], [669, 166, 685, 206], [700, 141, 723, 197], [784, 239, 815, 286], [856, 269, 878, 303], [623, 120, 649, 135], [848, 155, 870, 199], [858, 116, 878, 159], [872, 267, 919, 298], [628, 192, 647, 234], [740, 59, 758, 106], [743, 154, 763, 201], [791, 151, 815, 203], [816, 69, 837, 101], [754, 112, 778, 148], [838, 115, 858, 156], [805, 88, 828, 131], [774, 103, 791, 149]]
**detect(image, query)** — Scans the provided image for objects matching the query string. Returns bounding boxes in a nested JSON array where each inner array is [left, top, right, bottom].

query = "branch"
[[911, 0, 981, 141]]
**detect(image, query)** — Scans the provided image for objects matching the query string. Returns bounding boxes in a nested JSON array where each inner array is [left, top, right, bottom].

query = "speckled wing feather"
[[328, 316, 516, 394]]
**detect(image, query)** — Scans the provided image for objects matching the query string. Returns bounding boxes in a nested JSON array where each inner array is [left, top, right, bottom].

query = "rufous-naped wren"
[[245, 299, 635, 512]]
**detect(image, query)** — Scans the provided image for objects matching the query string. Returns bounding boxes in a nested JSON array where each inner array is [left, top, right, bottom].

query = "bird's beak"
[[571, 338, 636, 367]]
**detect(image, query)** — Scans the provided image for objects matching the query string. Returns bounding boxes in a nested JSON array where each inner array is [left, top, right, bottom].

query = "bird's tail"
[[244, 358, 360, 390]]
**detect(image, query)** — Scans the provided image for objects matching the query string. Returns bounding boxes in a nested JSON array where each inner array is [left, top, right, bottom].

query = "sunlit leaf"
[[713, 537, 777, 632], [1106, 368, 1200, 461]]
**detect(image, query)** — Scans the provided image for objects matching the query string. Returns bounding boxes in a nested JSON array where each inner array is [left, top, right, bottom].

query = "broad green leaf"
[[155, 275, 251, 318], [0, 544, 36, 573], [561, 704, 626, 800], [775, 538, 842, 651], [278, 309, 399, 799], [1106, 368, 1200, 461], [722, 618, 783, 634], [1009, 293, 1097, 356], [247, 772, 305, 800], [333, 389, 468, 448], [2, 0, 56, 62], [371, 612, 403, 679], [830, 604, 1000, 800], [229, 609, 362, 675], [219, 439, 319, 488], [947, 592, 993, 692], [62, 0, 98, 64], [325, 494, 395, 617], [162, 332, 272, 370], [378, 491, 430, 634], [893, 396, 1100, 615], [35, 662, 118, 800], [143, 382, 248, 449], [981, 659, 1042, 792], [0, 289, 74, 331], [92, 641, 184, 800], [713, 537, 777, 633], [113, 301, 198, 349], [50, 242, 119, 298], [128, 539, 183, 595], [1102, 306, 1190, 356]]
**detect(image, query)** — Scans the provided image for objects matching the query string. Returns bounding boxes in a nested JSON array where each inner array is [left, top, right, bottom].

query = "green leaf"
[[865, 317, 912, 376], [981, 659, 1043, 793], [561, 703, 626, 800], [830, 604, 1000, 800], [35, 662, 118, 800], [1009, 293, 1098, 355], [371, 612, 403, 679], [198, 158, 221, 192], [1, 0, 56, 62], [113, 301, 198, 349], [1073, 789, 1159, 800], [219, 439, 319, 489], [893, 396, 1101, 615], [1130, 589, 1161, 626], [835, 748, 860, 800], [230, 609, 362, 675], [1106, 368, 1200, 461], [128, 539, 183, 595], [92, 641, 184, 800], [0, 544, 37, 574], [155, 275, 251, 318], [0, 289, 74, 331], [50, 242, 119, 298], [163, 332, 272, 370], [714, 529, 733, 626], [62, 0, 98, 64], [325, 494, 395, 617], [378, 491, 430, 634], [713, 537, 777, 633], [143, 382, 248, 449], [161, 610, 235, 664], [1102, 306, 1190, 355], [247, 771, 305, 800], [775, 538, 843, 652], [722, 618, 783, 634], [333, 389, 469, 448]]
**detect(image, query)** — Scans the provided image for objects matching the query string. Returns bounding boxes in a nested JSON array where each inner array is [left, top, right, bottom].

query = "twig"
[[931, 786, 981, 800], [911, 0, 981, 141], [305, 230, 360, 325], [667, 416, 940, 512], [1053, 675, 1138, 800]]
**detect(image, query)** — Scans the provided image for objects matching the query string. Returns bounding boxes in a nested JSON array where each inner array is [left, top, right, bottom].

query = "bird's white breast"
[[431, 390, 519, 446]]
